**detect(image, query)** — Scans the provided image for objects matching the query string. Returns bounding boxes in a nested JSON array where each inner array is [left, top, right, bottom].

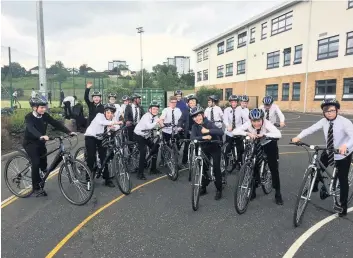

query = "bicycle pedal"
[[319, 187, 329, 200], [333, 205, 343, 213], [35, 189, 47, 197]]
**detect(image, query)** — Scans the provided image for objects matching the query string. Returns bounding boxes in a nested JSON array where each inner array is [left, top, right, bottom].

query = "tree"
[[112, 66, 121, 75], [135, 69, 153, 89], [79, 64, 88, 75], [196, 86, 224, 108], [180, 70, 195, 88], [2, 62, 26, 78], [152, 64, 180, 90]]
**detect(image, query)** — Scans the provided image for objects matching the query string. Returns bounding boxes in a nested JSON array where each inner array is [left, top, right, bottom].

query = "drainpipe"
[[303, 0, 313, 113], [245, 26, 250, 95]]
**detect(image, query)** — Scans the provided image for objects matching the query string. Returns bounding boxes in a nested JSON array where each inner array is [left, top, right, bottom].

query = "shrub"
[[196, 86, 224, 108], [1, 116, 11, 146], [9, 110, 28, 133]]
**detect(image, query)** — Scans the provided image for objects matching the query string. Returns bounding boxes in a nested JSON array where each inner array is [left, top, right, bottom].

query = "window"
[[317, 35, 339, 60], [267, 51, 280, 69], [283, 48, 291, 66], [217, 42, 224, 55], [346, 31, 353, 55], [261, 22, 267, 39], [349, 0, 353, 9], [238, 32, 247, 48], [197, 51, 202, 62], [292, 82, 301, 101], [315, 79, 336, 100], [225, 88, 233, 100], [282, 83, 289, 101], [226, 63, 233, 76], [203, 70, 208, 80], [197, 71, 202, 82], [226, 37, 234, 52], [217, 65, 224, 78], [343, 77, 353, 100], [250, 27, 255, 43], [266, 84, 278, 101], [203, 48, 209, 60], [271, 11, 293, 36], [237, 60, 246, 74], [294, 45, 302, 64], [218, 89, 224, 101]]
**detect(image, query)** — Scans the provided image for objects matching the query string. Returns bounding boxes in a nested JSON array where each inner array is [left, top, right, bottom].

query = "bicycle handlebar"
[[141, 128, 162, 133], [289, 141, 343, 154], [193, 139, 223, 144], [47, 134, 76, 141]]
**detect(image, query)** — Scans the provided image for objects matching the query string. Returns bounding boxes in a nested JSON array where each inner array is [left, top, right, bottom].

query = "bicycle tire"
[[346, 163, 353, 205], [222, 143, 232, 173], [261, 162, 273, 195], [113, 154, 132, 195], [293, 167, 316, 227], [192, 159, 202, 211], [58, 159, 94, 206], [188, 143, 195, 182], [4, 152, 33, 198], [234, 162, 254, 214], [74, 146, 87, 162]]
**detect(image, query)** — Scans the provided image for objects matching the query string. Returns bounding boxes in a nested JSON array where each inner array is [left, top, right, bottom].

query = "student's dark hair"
[[73, 95, 77, 100]]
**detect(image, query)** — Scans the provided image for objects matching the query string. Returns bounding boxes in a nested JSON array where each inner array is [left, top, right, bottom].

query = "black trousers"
[[85, 136, 111, 180], [254, 140, 281, 192], [202, 144, 222, 191], [180, 133, 190, 164], [225, 135, 244, 163], [23, 142, 47, 189], [48, 96, 52, 104], [63, 101, 72, 119], [134, 134, 159, 175], [126, 124, 136, 142], [319, 151, 352, 207]]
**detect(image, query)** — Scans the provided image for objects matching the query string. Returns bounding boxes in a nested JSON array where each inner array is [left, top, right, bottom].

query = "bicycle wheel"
[[234, 162, 254, 214], [58, 159, 94, 206], [163, 145, 179, 181], [112, 153, 132, 195], [188, 143, 195, 182], [222, 143, 232, 173], [4, 151, 33, 198], [192, 159, 203, 211], [348, 164, 353, 204], [74, 146, 87, 162], [261, 162, 273, 194], [293, 168, 316, 227], [221, 152, 227, 186]]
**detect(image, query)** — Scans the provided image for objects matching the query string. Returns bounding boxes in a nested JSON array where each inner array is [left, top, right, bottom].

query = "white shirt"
[[131, 103, 141, 123], [62, 96, 76, 107], [134, 112, 159, 138], [236, 106, 250, 127], [121, 104, 127, 116], [259, 104, 285, 124], [84, 113, 119, 138], [296, 115, 353, 160], [13, 91, 18, 97], [223, 107, 240, 137], [232, 119, 282, 139], [160, 107, 182, 134], [204, 106, 223, 128], [31, 90, 36, 98], [114, 104, 121, 121]]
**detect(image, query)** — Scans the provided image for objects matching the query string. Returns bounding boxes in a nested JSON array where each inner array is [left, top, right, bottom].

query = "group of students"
[[23, 83, 353, 216]]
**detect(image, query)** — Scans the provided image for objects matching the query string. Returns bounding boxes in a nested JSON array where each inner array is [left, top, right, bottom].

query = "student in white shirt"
[[31, 88, 37, 98], [233, 108, 283, 205], [120, 95, 130, 120], [292, 99, 353, 217], [160, 96, 182, 143], [236, 95, 250, 127], [12, 90, 21, 108], [62, 95, 77, 119], [259, 96, 285, 127], [134, 101, 162, 180], [107, 93, 121, 121], [204, 95, 223, 129], [84, 103, 122, 187]]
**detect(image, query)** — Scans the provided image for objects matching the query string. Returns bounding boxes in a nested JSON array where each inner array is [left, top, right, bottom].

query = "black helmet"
[[190, 106, 204, 117], [108, 93, 117, 99], [174, 90, 183, 96], [149, 100, 160, 109], [228, 95, 238, 102], [249, 108, 265, 120], [104, 103, 116, 113], [263, 96, 274, 105], [208, 95, 219, 102], [240, 95, 249, 102], [122, 95, 129, 101], [186, 94, 198, 102], [29, 96, 48, 107], [131, 93, 142, 100], [92, 91, 102, 97], [320, 98, 340, 110]]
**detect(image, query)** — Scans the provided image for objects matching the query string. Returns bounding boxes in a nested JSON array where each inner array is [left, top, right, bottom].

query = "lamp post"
[[136, 26, 144, 89]]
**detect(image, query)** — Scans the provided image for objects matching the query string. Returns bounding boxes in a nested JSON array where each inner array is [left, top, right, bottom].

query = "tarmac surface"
[[1, 112, 353, 258]]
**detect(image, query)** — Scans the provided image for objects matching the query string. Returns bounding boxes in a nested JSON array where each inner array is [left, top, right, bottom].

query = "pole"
[[137, 27, 144, 89], [303, 0, 313, 113], [36, 0, 47, 100], [72, 67, 75, 96], [8, 47, 13, 108]]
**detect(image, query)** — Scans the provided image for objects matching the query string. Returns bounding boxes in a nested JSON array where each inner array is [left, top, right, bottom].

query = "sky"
[[1, 0, 286, 72]]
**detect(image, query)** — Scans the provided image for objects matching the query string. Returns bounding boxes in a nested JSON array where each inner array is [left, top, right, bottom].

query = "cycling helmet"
[[29, 96, 48, 107], [263, 96, 274, 105], [131, 93, 142, 100], [190, 106, 204, 117], [122, 95, 129, 101], [108, 93, 117, 99], [228, 95, 238, 102], [240, 95, 249, 102], [208, 95, 219, 102], [174, 90, 183, 96], [249, 108, 265, 120], [186, 94, 198, 102], [320, 98, 340, 110], [149, 100, 160, 109], [92, 91, 102, 97], [104, 103, 117, 113]]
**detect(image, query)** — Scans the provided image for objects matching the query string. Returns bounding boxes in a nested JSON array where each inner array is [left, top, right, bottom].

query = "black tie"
[[150, 116, 155, 138], [255, 129, 263, 167], [327, 121, 334, 166], [211, 107, 214, 122], [172, 109, 175, 125], [102, 125, 109, 147], [266, 110, 270, 120], [134, 106, 138, 123], [232, 109, 236, 129]]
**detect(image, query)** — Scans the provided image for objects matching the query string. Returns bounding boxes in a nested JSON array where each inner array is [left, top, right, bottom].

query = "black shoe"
[[200, 187, 207, 196], [137, 174, 147, 180], [150, 168, 162, 175], [250, 189, 256, 201], [339, 207, 348, 217], [215, 190, 222, 200], [105, 179, 115, 188], [34, 189, 47, 197], [275, 193, 284, 205]]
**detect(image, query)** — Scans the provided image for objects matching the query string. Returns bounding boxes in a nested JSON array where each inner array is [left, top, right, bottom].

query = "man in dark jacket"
[[84, 82, 104, 126], [190, 106, 224, 200], [124, 93, 144, 141], [174, 90, 188, 113]]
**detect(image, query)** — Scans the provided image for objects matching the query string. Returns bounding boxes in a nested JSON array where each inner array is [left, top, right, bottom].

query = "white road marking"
[[285, 115, 301, 121], [283, 207, 353, 258]]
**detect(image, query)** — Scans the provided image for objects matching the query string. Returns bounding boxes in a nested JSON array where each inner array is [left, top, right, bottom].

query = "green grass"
[[1, 100, 61, 108]]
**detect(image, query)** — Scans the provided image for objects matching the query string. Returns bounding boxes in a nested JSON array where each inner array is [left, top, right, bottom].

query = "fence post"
[[8, 47, 13, 109]]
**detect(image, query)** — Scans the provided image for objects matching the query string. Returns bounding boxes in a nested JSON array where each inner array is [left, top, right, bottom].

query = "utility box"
[[134, 88, 167, 113]]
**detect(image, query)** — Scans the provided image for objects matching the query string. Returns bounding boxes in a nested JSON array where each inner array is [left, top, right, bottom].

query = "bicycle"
[[222, 136, 245, 173], [234, 136, 277, 214], [4, 135, 94, 206], [290, 141, 353, 227], [190, 139, 225, 211]]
